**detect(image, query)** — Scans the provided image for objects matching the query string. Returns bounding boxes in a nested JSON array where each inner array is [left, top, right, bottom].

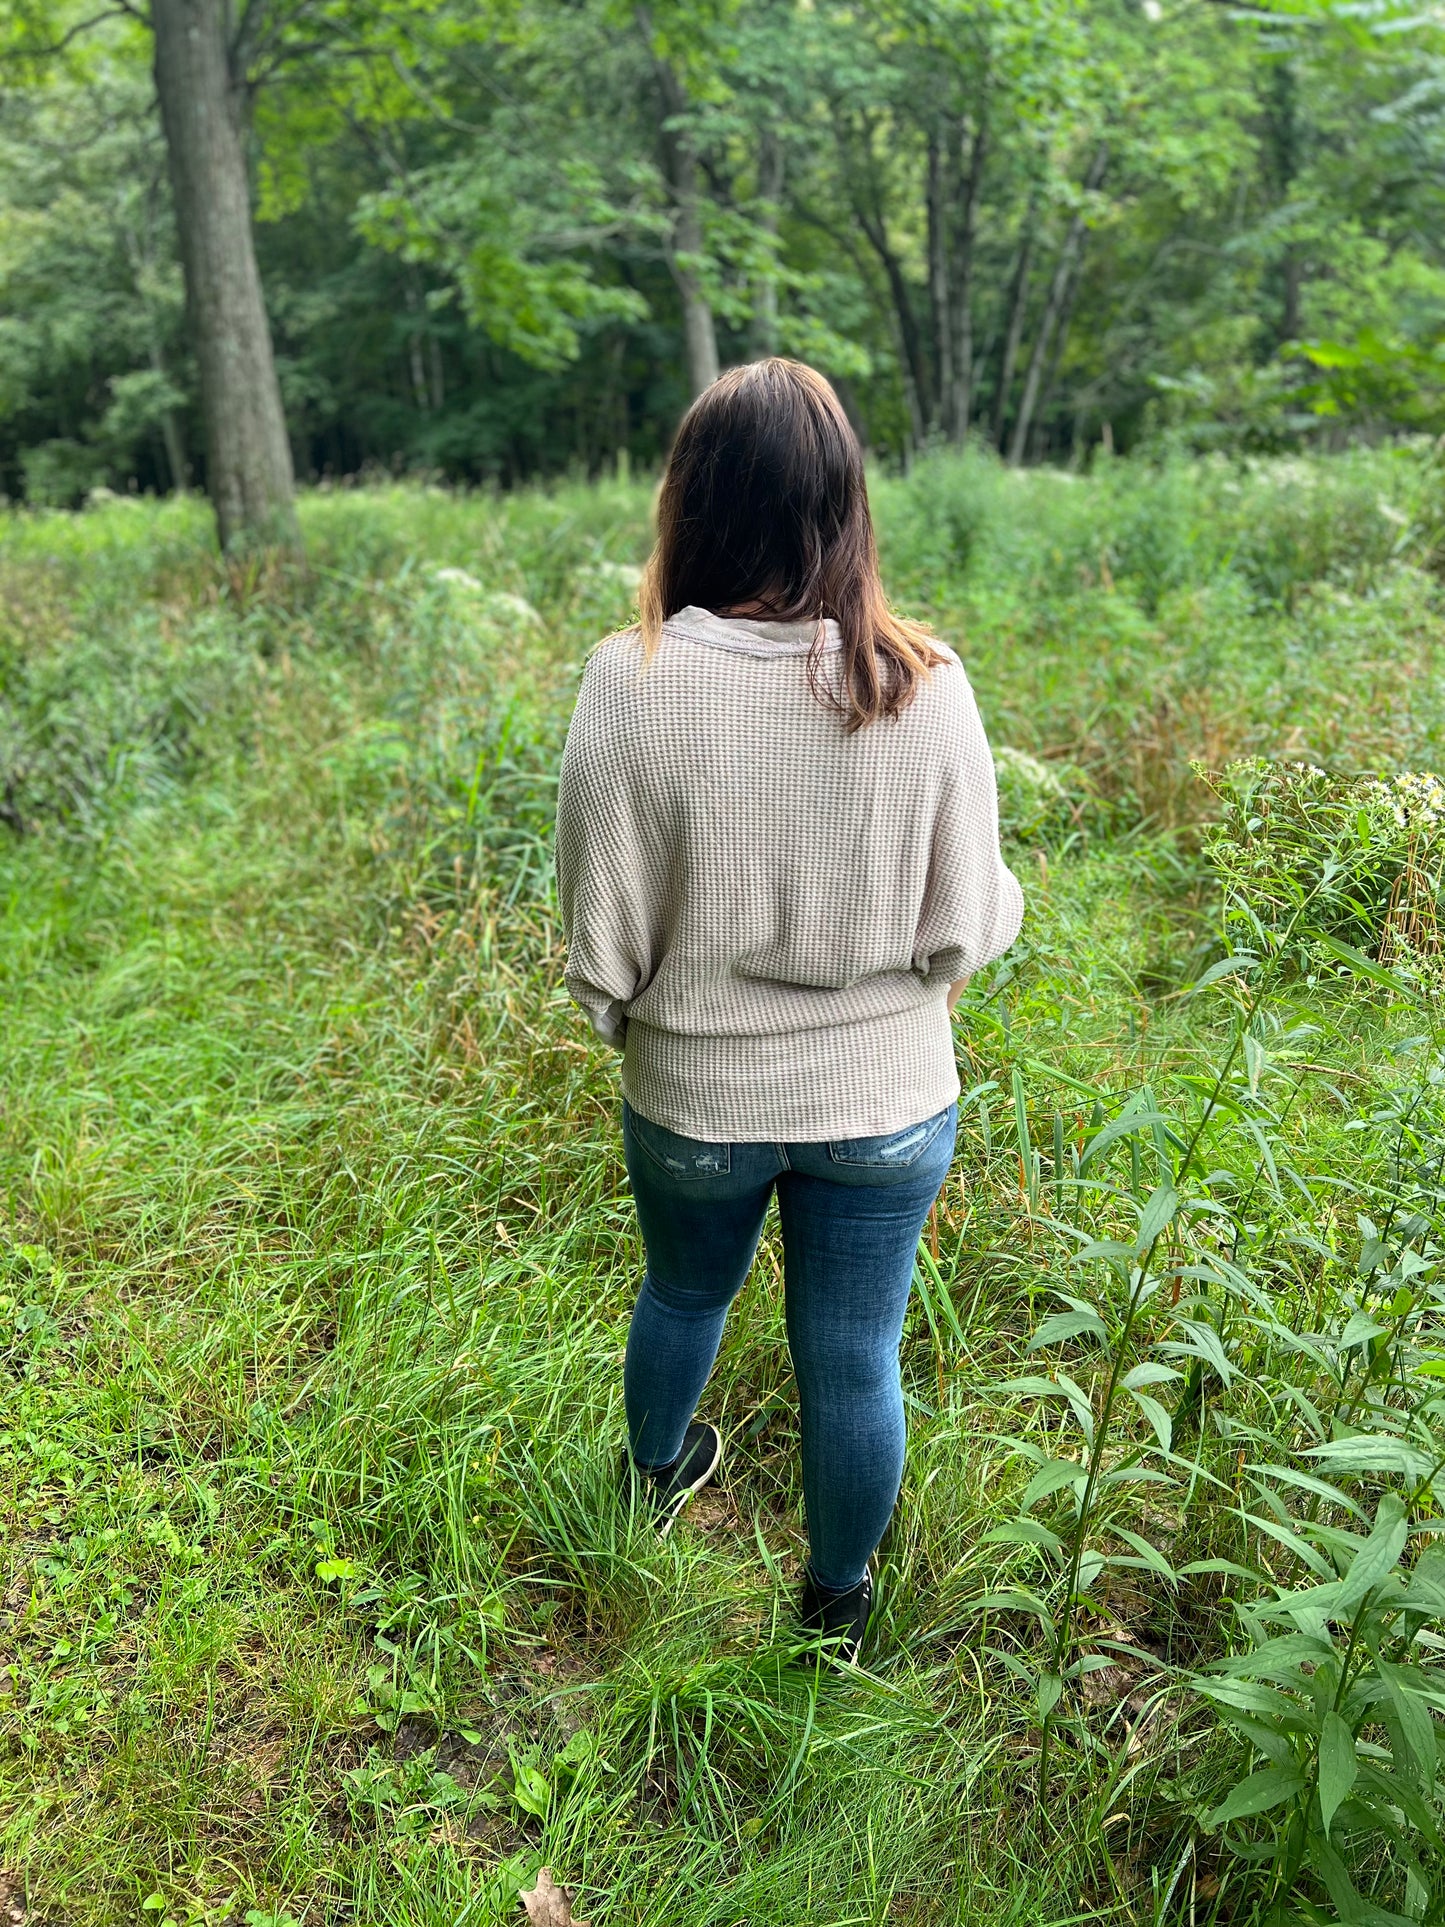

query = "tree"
[[812, 0, 1101, 455], [1007, 139, 1107, 465], [0, 61, 191, 501], [4, 0, 1445, 493], [151, 0, 297, 551], [0, 0, 305, 548], [637, 5, 719, 396]]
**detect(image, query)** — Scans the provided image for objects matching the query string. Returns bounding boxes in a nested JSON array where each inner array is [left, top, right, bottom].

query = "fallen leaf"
[[519, 1869, 589, 1927]]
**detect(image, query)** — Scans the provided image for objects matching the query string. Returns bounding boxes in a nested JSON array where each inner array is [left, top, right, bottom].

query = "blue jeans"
[[622, 1098, 958, 1592]]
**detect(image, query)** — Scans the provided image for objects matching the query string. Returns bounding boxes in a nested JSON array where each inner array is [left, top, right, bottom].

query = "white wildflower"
[[994, 746, 1069, 799], [581, 560, 643, 589], [485, 591, 544, 630]]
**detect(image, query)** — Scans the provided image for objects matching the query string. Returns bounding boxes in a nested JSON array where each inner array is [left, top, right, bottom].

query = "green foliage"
[[6, 456, 1445, 1925], [354, 156, 651, 373], [5, 0, 1445, 497], [1302, 328, 1445, 437], [0, 584, 255, 835], [3, 623, 220, 807], [992, 745, 1105, 851], [0, 54, 188, 501], [1197, 1496, 1445, 1925], [1204, 758, 1445, 984]]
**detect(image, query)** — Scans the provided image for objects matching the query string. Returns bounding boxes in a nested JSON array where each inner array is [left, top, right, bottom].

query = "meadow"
[[5, 444, 1445, 1927]]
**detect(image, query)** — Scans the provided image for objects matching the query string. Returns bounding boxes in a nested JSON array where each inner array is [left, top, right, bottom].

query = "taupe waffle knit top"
[[555, 605, 1023, 1141]]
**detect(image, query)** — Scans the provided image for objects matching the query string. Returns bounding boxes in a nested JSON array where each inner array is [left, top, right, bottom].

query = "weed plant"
[[3, 444, 1445, 1925], [1204, 760, 1445, 985]]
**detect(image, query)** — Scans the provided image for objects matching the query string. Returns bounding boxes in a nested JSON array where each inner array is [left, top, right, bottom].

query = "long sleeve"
[[555, 657, 649, 1047], [912, 675, 1024, 984]]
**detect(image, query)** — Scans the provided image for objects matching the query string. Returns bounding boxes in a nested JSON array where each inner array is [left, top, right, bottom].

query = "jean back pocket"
[[827, 1107, 952, 1169], [626, 1103, 732, 1179]]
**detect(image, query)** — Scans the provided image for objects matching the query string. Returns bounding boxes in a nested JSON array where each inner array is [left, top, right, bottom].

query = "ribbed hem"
[[621, 999, 961, 1143]]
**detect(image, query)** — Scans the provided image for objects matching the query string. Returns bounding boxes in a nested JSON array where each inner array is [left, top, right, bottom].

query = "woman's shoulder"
[[926, 636, 968, 678], [585, 624, 645, 668], [910, 639, 977, 718], [575, 625, 646, 698]]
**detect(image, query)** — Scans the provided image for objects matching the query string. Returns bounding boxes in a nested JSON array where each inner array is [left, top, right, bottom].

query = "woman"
[[556, 359, 1022, 1664]]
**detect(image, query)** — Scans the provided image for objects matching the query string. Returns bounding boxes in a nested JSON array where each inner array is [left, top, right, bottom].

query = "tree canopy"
[[2, 0, 1443, 509]]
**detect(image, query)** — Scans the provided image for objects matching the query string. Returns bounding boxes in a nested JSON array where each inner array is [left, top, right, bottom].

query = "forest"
[[1, 0, 1443, 512]]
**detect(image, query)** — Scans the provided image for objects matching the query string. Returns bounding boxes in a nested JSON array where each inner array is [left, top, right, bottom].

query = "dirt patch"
[[684, 1484, 741, 1533]]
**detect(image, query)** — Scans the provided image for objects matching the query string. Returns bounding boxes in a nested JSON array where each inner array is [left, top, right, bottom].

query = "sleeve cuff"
[[588, 1001, 629, 1048]]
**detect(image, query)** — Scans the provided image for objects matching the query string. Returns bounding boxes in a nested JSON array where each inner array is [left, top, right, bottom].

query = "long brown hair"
[[637, 358, 944, 729]]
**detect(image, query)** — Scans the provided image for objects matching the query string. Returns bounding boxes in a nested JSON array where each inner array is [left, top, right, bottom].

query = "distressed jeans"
[[621, 1097, 958, 1591]]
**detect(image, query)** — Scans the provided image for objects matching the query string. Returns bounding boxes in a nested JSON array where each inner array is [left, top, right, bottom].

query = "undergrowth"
[[3, 443, 1445, 1926]]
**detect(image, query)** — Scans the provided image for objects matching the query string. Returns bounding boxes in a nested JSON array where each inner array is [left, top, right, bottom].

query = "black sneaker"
[[632, 1421, 722, 1537], [798, 1567, 874, 1669]]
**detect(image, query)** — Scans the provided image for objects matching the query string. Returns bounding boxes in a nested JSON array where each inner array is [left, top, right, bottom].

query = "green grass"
[[4, 445, 1445, 1926]]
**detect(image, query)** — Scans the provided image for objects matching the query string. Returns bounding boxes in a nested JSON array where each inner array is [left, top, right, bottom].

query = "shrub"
[[992, 746, 1100, 849], [1202, 756, 1445, 980], [0, 606, 255, 837]]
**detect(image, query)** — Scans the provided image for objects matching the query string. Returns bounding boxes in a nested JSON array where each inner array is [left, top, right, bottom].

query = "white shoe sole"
[[655, 1424, 723, 1539]]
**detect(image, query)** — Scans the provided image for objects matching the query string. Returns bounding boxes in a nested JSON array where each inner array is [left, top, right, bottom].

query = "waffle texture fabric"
[[555, 604, 1024, 1141]]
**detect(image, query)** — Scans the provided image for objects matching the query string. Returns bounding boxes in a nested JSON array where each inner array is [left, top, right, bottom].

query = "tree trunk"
[[749, 125, 784, 360], [1281, 251, 1302, 345], [927, 125, 951, 440], [991, 226, 1035, 451], [152, 0, 298, 552], [1027, 217, 1093, 463], [673, 182, 721, 398], [833, 110, 928, 446], [150, 343, 190, 492], [639, 10, 719, 398], [877, 232, 928, 447], [853, 193, 928, 446], [948, 119, 988, 442], [120, 205, 190, 491], [1008, 143, 1108, 467], [405, 278, 431, 415], [427, 332, 446, 413]]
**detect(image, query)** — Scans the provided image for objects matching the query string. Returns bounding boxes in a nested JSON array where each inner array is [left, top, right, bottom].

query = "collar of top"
[[665, 604, 843, 657]]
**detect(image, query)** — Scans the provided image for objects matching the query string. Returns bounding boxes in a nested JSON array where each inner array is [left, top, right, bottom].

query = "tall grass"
[[3, 444, 1445, 1926]]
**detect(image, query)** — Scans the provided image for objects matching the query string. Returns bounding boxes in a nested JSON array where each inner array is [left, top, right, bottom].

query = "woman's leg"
[[777, 1107, 957, 1591], [621, 1102, 780, 1469]]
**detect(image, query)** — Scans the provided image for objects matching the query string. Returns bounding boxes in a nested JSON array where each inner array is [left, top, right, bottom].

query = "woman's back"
[[558, 602, 1021, 1140]]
